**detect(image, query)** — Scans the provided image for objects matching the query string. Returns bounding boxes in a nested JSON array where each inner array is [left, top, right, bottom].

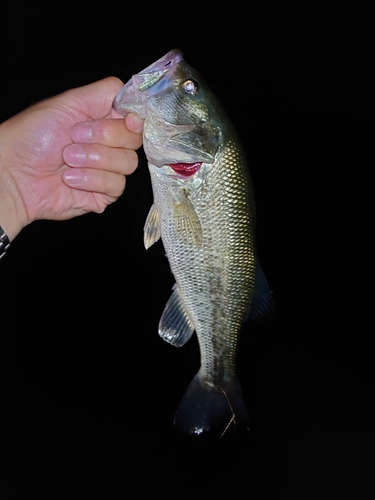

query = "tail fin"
[[173, 372, 249, 437]]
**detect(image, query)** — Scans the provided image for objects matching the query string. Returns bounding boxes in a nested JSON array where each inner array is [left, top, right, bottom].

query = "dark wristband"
[[0, 226, 10, 259]]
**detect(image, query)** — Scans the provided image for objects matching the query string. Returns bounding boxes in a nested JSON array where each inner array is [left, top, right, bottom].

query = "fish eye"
[[183, 79, 198, 95]]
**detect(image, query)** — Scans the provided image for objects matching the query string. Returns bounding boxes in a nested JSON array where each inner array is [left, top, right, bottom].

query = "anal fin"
[[159, 285, 195, 347]]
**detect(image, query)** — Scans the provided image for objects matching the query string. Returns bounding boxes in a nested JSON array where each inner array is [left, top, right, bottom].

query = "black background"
[[1, 4, 374, 498]]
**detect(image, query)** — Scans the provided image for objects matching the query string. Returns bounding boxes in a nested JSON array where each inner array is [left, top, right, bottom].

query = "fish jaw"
[[142, 118, 218, 168], [113, 49, 183, 118]]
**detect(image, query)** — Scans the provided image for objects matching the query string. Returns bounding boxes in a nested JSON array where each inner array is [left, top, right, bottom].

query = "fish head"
[[113, 49, 223, 173], [113, 49, 183, 119]]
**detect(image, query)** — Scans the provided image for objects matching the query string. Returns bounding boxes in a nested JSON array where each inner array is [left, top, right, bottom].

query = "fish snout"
[[113, 78, 148, 118]]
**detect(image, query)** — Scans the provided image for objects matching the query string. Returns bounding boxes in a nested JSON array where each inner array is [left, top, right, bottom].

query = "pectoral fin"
[[159, 285, 195, 347], [173, 190, 203, 247], [144, 203, 161, 249]]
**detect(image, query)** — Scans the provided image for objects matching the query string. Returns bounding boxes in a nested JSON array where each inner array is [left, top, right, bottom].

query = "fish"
[[113, 49, 275, 436]]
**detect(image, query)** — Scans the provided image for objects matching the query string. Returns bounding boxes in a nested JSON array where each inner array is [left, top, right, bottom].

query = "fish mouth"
[[168, 162, 202, 177], [113, 49, 183, 118]]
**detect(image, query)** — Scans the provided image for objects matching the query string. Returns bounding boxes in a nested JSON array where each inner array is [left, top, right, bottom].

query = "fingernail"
[[71, 122, 93, 142], [63, 170, 87, 186], [63, 144, 86, 166]]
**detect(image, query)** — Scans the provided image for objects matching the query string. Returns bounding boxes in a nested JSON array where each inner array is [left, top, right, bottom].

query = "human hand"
[[0, 77, 144, 241]]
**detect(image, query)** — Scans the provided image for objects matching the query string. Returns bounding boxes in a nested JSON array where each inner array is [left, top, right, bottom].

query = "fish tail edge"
[[173, 372, 249, 437]]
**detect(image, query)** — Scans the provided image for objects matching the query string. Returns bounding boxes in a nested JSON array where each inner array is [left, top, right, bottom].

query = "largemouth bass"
[[113, 49, 275, 436]]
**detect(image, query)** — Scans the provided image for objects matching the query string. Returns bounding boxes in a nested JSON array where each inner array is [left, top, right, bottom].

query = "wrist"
[[0, 183, 28, 242], [0, 123, 29, 242]]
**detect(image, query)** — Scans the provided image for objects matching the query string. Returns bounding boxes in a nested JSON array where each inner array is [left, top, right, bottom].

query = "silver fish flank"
[[113, 49, 275, 436]]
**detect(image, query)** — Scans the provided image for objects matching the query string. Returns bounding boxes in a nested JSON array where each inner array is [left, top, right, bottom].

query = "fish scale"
[[150, 136, 254, 397], [113, 49, 275, 435]]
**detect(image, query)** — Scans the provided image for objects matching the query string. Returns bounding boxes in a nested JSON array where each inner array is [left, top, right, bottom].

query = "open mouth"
[[168, 162, 202, 177]]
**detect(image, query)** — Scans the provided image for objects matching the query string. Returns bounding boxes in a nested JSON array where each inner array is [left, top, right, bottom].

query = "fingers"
[[63, 143, 139, 175], [62, 110, 145, 198], [62, 136, 138, 195], [70, 116, 143, 149], [124, 113, 144, 134], [63, 168, 126, 199]]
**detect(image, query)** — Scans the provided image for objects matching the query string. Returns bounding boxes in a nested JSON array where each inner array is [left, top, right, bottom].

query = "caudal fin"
[[173, 372, 249, 437]]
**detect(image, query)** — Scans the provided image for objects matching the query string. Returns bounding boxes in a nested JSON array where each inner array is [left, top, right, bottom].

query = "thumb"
[[63, 76, 125, 120]]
